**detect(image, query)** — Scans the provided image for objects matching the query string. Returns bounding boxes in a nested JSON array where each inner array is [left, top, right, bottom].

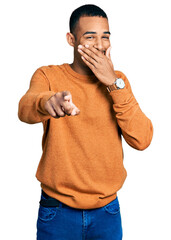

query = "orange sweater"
[[18, 63, 153, 209]]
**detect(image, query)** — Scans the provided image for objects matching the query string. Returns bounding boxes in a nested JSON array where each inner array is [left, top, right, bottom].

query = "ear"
[[66, 32, 75, 47]]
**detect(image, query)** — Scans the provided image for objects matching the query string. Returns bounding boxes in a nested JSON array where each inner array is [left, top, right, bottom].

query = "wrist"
[[105, 77, 117, 87], [105, 72, 118, 86]]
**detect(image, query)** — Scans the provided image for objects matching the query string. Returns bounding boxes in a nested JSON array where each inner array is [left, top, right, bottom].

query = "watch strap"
[[106, 79, 118, 92]]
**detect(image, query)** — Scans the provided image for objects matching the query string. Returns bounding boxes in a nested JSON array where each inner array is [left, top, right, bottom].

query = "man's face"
[[73, 16, 111, 61]]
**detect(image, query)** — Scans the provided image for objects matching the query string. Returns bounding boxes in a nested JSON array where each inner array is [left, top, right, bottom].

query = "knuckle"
[[62, 105, 70, 112], [47, 95, 55, 103], [62, 90, 71, 97], [51, 101, 59, 109], [54, 92, 60, 98]]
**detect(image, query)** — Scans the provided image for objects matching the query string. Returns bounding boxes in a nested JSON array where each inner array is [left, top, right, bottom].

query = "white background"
[[0, 0, 171, 239]]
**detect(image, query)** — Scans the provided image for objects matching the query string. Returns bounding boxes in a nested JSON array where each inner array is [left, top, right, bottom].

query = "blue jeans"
[[36, 190, 123, 240]]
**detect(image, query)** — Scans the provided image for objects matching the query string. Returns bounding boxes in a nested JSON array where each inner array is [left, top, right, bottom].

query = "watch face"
[[116, 78, 125, 89]]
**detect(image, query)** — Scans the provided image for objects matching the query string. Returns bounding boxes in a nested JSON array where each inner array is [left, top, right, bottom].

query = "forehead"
[[76, 16, 109, 34]]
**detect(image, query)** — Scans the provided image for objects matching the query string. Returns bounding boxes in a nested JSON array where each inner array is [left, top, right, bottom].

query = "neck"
[[70, 57, 94, 76]]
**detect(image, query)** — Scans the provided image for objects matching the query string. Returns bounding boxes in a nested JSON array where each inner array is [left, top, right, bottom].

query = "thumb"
[[105, 46, 112, 59], [63, 93, 72, 103]]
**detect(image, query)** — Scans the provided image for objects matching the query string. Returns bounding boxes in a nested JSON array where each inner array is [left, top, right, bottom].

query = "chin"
[[81, 61, 93, 73]]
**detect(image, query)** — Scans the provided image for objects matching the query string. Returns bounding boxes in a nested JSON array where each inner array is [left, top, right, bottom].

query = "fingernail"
[[85, 44, 89, 48], [78, 45, 83, 49]]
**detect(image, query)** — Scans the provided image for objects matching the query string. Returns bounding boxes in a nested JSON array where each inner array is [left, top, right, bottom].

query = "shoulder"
[[32, 64, 67, 80], [37, 63, 65, 73]]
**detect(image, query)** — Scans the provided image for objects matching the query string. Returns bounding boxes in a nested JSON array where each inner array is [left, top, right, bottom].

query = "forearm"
[[113, 98, 153, 150], [18, 67, 56, 124], [109, 71, 153, 150], [18, 91, 55, 124]]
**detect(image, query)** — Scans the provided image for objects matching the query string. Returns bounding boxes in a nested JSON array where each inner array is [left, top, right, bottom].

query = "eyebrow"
[[83, 31, 111, 36]]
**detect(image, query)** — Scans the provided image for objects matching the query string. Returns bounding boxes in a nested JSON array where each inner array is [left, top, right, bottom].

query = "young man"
[[18, 4, 153, 240]]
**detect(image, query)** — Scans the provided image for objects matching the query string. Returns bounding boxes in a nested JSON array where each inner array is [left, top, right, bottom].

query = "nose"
[[93, 38, 103, 51]]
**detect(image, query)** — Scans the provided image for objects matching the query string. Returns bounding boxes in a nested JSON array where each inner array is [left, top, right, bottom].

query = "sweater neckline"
[[63, 63, 98, 83]]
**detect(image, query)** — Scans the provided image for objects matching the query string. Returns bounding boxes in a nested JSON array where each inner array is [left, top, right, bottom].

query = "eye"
[[86, 36, 94, 39], [102, 36, 110, 39]]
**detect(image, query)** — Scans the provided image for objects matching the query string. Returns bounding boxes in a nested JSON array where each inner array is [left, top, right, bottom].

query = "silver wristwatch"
[[107, 78, 125, 92]]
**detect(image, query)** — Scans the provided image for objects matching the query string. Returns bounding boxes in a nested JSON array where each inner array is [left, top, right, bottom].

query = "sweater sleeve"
[[109, 71, 153, 150], [18, 67, 56, 124]]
